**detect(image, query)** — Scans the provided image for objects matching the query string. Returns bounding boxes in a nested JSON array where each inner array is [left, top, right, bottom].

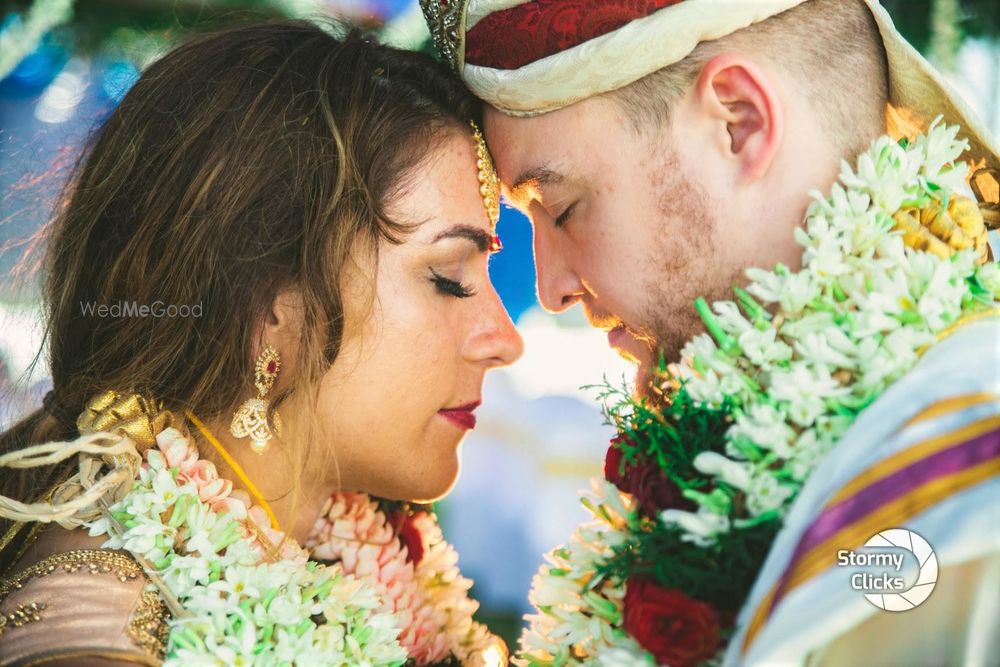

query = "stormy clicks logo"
[[837, 528, 938, 612]]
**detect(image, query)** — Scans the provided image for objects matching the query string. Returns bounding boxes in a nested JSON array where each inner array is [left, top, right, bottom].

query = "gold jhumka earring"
[[470, 120, 503, 253], [230, 344, 281, 454]]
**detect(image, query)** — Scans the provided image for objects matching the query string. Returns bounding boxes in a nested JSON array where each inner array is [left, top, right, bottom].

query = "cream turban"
[[420, 0, 1000, 174]]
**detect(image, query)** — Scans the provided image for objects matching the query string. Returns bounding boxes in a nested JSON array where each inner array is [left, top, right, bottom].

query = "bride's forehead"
[[388, 189, 490, 246]]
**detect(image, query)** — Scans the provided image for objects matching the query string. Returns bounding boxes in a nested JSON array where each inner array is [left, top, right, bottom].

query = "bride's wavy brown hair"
[[0, 20, 477, 563]]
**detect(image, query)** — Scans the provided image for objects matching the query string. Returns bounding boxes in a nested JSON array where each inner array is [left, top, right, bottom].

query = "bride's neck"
[[198, 414, 328, 544]]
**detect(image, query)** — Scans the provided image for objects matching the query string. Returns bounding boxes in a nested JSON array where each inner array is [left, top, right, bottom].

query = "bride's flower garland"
[[517, 122, 1000, 667], [87, 425, 498, 665], [307, 494, 498, 665]]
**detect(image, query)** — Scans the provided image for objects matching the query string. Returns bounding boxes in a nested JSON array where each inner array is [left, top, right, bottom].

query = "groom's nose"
[[534, 225, 585, 314]]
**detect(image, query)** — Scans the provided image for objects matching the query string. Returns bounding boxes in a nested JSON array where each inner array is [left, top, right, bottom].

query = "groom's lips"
[[607, 324, 649, 365], [438, 401, 481, 430], [607, 324, 628, 347]]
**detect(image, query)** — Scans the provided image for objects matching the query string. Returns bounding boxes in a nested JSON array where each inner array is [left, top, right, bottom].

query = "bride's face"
[[318, 131, 524, 502]]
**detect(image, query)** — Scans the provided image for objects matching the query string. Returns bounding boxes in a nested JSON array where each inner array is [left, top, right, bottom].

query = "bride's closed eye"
[[424, 224, 492, 299], [430, 268, 476, 298]]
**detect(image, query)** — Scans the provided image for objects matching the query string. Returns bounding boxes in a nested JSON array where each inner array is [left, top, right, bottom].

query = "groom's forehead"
[[485, 100, 608, 184], [487, 129, 576, 201]]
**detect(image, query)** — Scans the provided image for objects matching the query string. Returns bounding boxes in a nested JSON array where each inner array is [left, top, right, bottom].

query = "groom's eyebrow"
[[507, 166, 564, 205], [431, 225, 491, 253]]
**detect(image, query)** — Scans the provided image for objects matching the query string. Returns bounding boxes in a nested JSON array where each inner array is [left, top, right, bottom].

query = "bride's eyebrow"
[[431, 225, 490, 253]]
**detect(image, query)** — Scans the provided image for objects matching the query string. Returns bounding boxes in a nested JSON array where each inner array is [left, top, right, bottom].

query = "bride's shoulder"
[[0, 526, 168, 666]]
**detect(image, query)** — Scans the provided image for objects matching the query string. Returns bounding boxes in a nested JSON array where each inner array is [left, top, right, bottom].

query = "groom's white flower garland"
[[518, 121, 1000, 666], [87, 424, 496, 665]]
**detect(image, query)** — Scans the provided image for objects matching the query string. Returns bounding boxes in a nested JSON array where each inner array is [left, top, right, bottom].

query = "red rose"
[[631, 462, 692, 518], [604, 437, 691, 517], [604, 438, 629, 489], [623, 577, 721, 667]]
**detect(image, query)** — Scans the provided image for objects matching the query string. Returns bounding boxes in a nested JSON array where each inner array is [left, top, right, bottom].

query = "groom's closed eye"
[[554, 202, 577, 228]]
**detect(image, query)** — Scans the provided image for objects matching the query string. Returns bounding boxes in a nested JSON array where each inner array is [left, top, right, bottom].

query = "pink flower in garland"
[[156, 427, 200, 476], [184, 460, 233, 506], [306, 493, 499, 665], [307, 494, 449, 663], [153, 428, 308, 563]]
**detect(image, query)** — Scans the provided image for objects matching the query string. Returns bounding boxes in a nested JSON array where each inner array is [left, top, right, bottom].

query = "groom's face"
[[485, 96, 749, 383]]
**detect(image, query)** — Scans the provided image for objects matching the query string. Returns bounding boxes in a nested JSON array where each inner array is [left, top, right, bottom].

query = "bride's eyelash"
[[429, 269, 475, 298]]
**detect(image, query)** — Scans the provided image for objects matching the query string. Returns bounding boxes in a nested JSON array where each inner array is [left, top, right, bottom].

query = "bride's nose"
[[462, 287, 524, 368]]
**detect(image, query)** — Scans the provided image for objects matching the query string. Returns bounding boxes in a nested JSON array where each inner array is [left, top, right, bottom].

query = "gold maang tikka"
[[230, 344, 281, 454], [470, 120, 503, 253]]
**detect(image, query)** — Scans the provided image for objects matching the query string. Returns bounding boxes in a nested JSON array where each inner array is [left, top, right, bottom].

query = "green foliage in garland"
[[599, 379, 732, 489], [592, 381, 781, 615]]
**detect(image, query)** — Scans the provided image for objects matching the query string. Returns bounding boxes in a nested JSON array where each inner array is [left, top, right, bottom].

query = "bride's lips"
[[438, 401, 481, 430]]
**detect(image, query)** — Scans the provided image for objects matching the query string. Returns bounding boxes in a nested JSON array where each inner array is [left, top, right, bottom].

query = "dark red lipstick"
[[438, 401, 481, 430]]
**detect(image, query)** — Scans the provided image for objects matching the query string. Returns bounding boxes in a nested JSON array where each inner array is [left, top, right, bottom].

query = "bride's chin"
[[417, 456, 462, 502], [377, 450, 462, 504]]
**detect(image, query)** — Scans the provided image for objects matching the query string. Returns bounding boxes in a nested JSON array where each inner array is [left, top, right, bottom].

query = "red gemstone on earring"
[[267, 360, 277, 374]]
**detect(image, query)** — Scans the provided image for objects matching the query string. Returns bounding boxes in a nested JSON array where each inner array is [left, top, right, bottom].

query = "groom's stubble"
[[636, 144, 749, 370]]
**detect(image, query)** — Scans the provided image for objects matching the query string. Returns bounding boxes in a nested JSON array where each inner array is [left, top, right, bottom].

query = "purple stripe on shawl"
[[767, 425, 1000, 614]]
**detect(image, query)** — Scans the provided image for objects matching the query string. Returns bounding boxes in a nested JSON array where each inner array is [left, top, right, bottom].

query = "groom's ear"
[[693, 54, 783, 181]]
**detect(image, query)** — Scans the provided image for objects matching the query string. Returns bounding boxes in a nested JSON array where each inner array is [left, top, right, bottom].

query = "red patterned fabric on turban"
[[466, 0, 684, 70]]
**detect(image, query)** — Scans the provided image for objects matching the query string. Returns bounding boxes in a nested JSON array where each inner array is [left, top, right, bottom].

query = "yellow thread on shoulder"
[[185, 410, 281, 532], [905, 392, 999, 428]]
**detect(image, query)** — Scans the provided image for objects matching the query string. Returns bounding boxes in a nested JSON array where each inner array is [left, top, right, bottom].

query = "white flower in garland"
[[739, 326, 792, 369], [769, 363, 849, 428], [747, 267, 820, 316], [659, 506, 731, 546], [518, 481, 638, 665], [86, 423, 500, 666], [977, 261, 1000, 294]]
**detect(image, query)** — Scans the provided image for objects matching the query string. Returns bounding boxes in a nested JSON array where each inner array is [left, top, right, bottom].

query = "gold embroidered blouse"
[[0, 549, 169, 666]]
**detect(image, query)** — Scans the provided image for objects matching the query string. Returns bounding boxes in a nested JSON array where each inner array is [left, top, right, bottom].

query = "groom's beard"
[[635, 160, 748, 391]]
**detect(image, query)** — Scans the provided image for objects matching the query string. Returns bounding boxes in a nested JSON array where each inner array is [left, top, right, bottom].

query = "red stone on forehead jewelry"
[[266, 360, 277, 374], [465, 0, 684, 70]]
